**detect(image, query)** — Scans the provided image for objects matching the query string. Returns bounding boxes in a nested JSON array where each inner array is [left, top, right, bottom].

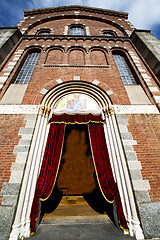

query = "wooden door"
[[56, 125, 97, 195]]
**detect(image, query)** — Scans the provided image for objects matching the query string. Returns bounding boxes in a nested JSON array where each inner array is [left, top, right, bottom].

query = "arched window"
[[14, 50, 40, 84], [113, 53, 137, 85], [38, 30, 50, 35], [103, 31, 116, 37], [69, 26, 84, 35]]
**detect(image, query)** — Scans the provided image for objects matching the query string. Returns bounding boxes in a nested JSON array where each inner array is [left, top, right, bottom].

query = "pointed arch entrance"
[[9, 81, 144, 240]]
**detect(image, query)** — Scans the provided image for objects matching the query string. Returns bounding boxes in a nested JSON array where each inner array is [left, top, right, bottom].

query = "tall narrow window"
[[14, 51, 40, 84], [69, 26, 84, 35], [113, 53, 137, 85]]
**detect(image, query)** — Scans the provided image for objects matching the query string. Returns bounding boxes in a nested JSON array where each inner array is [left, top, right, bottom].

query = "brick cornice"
[[24, 5, 128, 18]]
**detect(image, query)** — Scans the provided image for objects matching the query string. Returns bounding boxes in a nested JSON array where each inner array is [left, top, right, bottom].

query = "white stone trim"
[[8, 62, 16, 66], [3, 72, 10, 76], [106, 90, 113, 95], [114, 105, 159, 114], [92, 80, 100, 85], [4, 67, 14, 71], [132, 180, 150, 191], [1, 105, 158, 115], [86, 26, 90, 36], [128, 161, 142, 170], [56, 78, 63, 84], [122, 140, 137, 145], [40, 88, 48, 95], [153, 96, 160, 103], [64, 26, 68, 35], [0, 105, 39, 114], [144, 78, 151, 82], [0, 77, 8, 83], [74, 76, 80, 81], [149, 87, 159, 92]]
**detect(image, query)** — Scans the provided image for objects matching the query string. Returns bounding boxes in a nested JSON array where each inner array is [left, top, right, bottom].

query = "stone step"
[[42, 218, 111, 226], [26, 220, 135, 240], [43, 202, 108, 221]]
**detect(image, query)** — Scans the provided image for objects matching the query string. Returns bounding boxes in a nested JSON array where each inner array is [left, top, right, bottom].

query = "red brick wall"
[[0, 7, 159, 204], [128, 114, 160, 202], [0, 7, 155, 105], [27, 18, 126, 36], [20, 7, 132, 37], [0, 115, 26, 205]]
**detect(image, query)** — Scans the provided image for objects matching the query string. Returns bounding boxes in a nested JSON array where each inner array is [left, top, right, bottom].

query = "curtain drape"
[[49, 113, 104, 124], [88, 123, 128, 231], [30, 113, 128, 234], [30, 123, 65, 234]]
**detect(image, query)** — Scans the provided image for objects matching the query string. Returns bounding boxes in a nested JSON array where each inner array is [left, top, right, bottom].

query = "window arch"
[[69, 25, 85, 35], [103, 30, 116, 37], [37, 29, 50, 35], [14, 49, 40, 84], [113, 51, 137, 85]]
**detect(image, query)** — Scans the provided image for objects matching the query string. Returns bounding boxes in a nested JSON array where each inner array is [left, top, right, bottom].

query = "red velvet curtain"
[[88, 123, 128, 231], [49, 113, 104, 124], [30, 123, 65, 234], [30, 113, 128, 234]]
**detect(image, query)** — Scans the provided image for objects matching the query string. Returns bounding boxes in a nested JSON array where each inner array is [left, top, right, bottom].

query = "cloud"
[[128, 0, 160, 30], [28, 0, 160, 30], [28, 0, 84, 9], [0, 0, 159, 39], [83, 0, 132, 10]]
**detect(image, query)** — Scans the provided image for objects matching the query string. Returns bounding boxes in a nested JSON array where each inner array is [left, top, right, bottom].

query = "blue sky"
[[0, 0, 160, 39]]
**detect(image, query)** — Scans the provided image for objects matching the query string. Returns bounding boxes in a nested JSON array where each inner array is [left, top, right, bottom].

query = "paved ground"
[[26, 198, 136, 240], [26, 218, 135, 240]]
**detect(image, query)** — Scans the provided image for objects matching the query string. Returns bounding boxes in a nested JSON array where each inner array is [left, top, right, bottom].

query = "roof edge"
[[24, 5, 128, 18]]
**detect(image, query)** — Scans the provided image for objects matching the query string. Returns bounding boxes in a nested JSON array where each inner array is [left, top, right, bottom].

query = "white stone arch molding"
[[9, 81, 144, 240]]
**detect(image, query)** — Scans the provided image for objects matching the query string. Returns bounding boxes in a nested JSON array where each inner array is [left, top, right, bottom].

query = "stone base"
[[0, 206, 15, 240], [138, 202, 160, 239]]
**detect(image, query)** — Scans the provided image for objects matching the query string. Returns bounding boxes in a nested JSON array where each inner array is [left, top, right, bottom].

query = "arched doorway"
[[9, 81, 144, 240], [41, 123, 115, 226]]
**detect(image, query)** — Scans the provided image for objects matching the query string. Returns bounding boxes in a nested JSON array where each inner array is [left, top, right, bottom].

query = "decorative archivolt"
[[39, 81, 112, 117]]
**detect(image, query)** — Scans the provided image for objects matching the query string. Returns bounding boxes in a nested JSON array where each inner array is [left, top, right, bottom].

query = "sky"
[[0, 0, 160, 39]]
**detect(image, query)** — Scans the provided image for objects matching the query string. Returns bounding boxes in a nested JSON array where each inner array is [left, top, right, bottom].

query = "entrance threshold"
[[43, 196, 108, 221]]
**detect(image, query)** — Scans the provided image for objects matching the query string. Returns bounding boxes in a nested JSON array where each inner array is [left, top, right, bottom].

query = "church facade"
[[0, 5, 160, 240]]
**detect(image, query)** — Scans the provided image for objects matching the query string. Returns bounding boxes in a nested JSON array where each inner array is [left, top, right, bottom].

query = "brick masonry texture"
[[0, 115, 26, 205], [127, 114, 160, 202], [0, 8, 157, 105], [0, 37, 153, 105]]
